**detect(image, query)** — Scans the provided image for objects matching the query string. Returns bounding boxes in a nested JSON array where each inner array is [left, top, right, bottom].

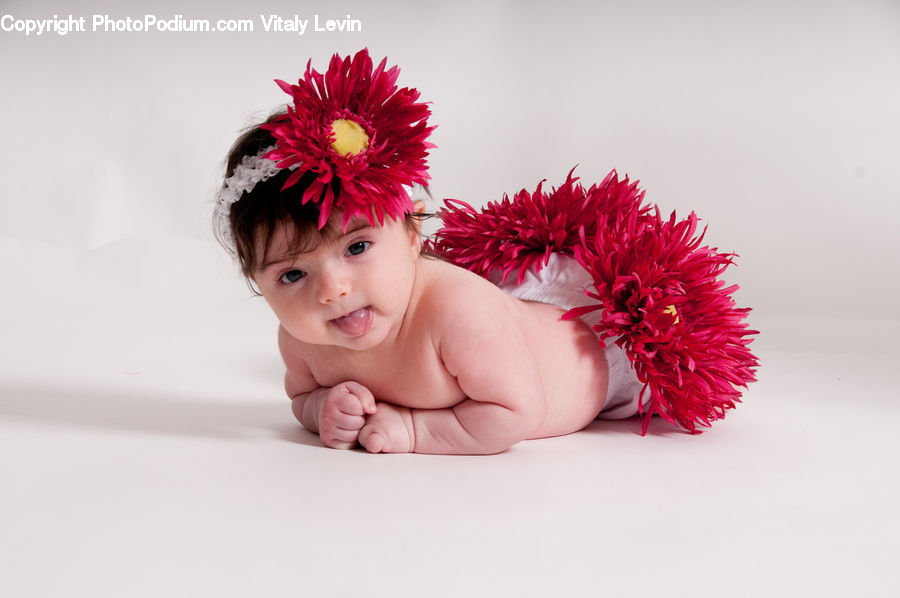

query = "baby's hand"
[[315, 382, 377, 450], [358, 403, 415, 454]]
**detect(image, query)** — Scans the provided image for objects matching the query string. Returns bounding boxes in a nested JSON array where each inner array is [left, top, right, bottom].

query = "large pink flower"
[[261, 49, 435, 229], [429, 168, 652, 283], [566, 207, 759, 434], [432, 169, 758, 434]]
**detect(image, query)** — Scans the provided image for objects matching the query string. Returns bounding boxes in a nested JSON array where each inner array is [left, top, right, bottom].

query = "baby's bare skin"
[[278, 257, 610, 454]]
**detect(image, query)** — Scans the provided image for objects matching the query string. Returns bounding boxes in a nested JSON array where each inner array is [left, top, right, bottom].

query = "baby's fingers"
[[358, 427, 385, 453], [333, 390, 365, 416], [343, 381, 377, 415], [321, 426, 362, 450]]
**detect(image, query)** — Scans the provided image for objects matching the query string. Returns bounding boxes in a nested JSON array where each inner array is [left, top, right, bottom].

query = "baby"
[[214, 50, 756, 453], [261, 206, 618, 455]]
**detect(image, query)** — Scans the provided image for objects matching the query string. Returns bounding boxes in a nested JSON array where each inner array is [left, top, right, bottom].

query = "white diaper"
[[489, 253, 645, 419]]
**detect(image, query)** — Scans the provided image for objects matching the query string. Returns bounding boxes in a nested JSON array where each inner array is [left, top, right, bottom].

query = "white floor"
[[2, 237, 898, 597]]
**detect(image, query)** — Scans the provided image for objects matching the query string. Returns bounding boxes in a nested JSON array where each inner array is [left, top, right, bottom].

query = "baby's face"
[[253, 215, 421, 351]]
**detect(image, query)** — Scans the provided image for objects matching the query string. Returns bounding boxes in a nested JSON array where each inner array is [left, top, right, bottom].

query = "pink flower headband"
[[215, 48, 436, 243]]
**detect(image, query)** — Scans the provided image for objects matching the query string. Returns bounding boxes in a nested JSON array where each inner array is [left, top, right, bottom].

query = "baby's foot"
[[359, 403, 414, 453]]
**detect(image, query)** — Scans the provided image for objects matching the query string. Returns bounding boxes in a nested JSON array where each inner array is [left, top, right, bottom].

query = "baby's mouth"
[[330, 306, 374, 337]]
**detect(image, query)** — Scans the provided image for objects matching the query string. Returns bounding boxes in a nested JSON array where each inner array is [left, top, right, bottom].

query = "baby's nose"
[[317, 269, 351, 304]]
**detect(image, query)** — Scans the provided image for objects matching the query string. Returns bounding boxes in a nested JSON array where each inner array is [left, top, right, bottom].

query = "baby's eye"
[[280, 270, 305, 284], [347, 241, 370, 256]]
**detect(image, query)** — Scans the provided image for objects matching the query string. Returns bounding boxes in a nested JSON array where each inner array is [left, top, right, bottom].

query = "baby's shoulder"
[[418, 257, 506, 299], [414, 258, 516, 331]]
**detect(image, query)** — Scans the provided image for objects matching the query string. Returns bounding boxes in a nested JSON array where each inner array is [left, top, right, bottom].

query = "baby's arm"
[[280, 326, 376, 449], [360, 289, 547, 455], [291, 380, 377, 449]]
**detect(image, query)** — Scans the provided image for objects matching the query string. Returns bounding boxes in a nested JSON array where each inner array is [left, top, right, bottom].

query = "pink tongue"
[[332, 307, 373, 336]]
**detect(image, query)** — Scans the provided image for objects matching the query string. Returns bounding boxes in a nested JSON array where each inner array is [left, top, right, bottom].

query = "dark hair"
[[216, 110, 430, 278]]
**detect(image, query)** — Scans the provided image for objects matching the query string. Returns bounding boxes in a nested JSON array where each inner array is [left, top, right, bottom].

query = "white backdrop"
[[3, 2, 900, 596], [1, 0, 898, 327]]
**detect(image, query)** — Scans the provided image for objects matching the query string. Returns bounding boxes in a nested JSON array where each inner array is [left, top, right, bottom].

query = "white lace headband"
[[213, 145, 427, 253], [213, 145, 296, 251]]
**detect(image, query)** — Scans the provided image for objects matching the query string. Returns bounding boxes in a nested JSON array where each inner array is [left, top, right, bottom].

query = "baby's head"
[[213, 49, 434, 280], [216, 112, 427, 280]]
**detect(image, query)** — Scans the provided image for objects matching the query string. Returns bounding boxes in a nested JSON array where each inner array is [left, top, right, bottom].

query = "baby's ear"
[[408, 200, 427, 252]]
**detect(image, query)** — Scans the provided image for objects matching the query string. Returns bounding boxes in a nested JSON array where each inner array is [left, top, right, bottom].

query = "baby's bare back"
[[506, 298, 610, 438]]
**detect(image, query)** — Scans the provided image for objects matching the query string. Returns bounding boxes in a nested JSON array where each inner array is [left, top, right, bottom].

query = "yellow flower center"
[[664, 304, 680, 324], [330, 119, 369, 156]]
